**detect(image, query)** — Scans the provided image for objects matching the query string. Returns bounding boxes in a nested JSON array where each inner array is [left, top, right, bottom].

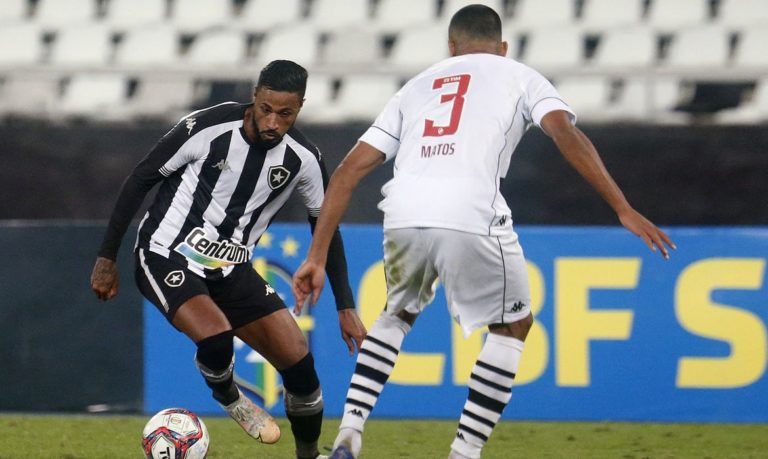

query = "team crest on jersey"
[[268, 166, 291, 190]]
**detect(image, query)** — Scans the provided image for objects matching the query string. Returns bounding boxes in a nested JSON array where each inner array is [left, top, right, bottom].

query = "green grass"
[[0, 415, 765, 459]]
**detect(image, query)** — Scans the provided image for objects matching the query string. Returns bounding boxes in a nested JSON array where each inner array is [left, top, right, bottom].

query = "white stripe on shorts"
[[139, 249, 170, 312]]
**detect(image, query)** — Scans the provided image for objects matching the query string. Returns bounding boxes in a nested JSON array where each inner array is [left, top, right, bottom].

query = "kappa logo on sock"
[[347, 408, 365, 418], [455, 432, 466, 442]]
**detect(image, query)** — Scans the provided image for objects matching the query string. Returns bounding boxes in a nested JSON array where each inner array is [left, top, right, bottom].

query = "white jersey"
[[359, 53, 576, 236]]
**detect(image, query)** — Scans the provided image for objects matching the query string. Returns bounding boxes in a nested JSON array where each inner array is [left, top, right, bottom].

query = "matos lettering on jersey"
[[420, 74, 471, 159]]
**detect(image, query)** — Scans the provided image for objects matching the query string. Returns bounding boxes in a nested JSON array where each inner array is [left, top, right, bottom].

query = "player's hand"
[[618, 208, 676, 259], [291, 259, 326, 315], [91, 256, 119, 300], [338, 308, 367, 356]]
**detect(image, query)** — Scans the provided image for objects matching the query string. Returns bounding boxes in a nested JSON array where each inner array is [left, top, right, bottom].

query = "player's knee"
[[194, 330, 235, 377], [280, 353, 323, 415], [489, 312, 533, 341]]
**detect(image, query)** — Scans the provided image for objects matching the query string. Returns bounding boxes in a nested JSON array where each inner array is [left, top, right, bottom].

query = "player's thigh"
[[429, 229, 531, 336], [234, 309, 308, 370], [135, 249, 230, 340], [383, 228, 438, 315]]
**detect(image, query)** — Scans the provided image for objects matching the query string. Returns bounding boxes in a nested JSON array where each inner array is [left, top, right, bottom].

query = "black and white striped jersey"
[[100, 102, 329, 279]]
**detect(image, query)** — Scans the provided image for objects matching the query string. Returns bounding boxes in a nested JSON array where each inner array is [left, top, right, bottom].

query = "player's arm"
[[91, 120, 193, 300], [540, 110, 676, 258], [292, 141, 385, 308]]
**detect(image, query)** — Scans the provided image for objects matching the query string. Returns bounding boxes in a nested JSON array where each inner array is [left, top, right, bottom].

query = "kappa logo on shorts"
[[267, 165, 291, 190], [265, 284, 275, 295], [164, 270, 185, 287], [507, 300, 527, 313]]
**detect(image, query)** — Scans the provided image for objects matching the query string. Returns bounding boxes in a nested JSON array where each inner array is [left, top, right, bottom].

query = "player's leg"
[[331, 228, 436, 459], [431, 229, 533, 459], [235, 310, 324, 459], [134, 249, 240, 405]]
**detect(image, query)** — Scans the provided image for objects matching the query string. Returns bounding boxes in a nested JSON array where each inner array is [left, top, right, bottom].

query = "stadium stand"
[[0, 0, 764, 124]]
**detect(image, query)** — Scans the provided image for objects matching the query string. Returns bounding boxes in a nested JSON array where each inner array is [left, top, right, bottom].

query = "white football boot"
[[221, 388, 281, 443]]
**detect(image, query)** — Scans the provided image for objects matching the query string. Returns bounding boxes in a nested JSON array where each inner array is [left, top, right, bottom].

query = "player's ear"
[[498, 40, 508, 57], [448, 39, 457, 56]]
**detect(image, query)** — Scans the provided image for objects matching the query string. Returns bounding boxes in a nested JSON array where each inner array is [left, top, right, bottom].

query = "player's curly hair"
[[257, 60, 308, 98], [449, 4, 502, 42]]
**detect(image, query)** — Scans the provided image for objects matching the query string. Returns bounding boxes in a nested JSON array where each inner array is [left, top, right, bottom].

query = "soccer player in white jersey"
[[91, 60, 366, 459], [293, 5, 675, 459]]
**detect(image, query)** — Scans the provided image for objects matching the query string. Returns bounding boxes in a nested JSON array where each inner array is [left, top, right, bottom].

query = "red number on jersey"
[[423, 74, 471, 137]]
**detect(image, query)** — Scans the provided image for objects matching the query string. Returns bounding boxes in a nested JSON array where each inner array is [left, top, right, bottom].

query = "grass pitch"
[[0, 414, 765, 458]]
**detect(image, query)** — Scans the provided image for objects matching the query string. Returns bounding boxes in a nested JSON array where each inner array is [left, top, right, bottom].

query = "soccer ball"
[[142, 408, 209, 459]]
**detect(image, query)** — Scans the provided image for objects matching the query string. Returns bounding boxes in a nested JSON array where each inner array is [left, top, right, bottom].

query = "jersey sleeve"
[[97, 118, 197, 260], [359, 91, 403, 162], [522, 67, 577, 127], [295, 148, 326, 217]]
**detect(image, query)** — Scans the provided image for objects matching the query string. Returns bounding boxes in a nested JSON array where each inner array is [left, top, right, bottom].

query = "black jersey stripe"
[[242, 145, 302, 245], [139, 167, 186, 250], [168, 131, 233, 252], [217, 143, 268, 239]]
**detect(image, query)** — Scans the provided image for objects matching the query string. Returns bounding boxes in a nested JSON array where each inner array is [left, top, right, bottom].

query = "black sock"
[[195, 330, 238, 405]]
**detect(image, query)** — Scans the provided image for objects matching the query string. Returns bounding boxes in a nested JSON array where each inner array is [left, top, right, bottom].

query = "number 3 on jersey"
[[423, 74, 471, 137]]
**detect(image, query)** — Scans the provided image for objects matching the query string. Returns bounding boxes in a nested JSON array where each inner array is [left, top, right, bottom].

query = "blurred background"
[[0, 0, 766, 420]]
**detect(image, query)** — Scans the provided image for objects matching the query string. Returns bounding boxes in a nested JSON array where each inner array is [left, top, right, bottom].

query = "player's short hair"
[[256, 60, 308, 98], [448, 4, 502, 42]]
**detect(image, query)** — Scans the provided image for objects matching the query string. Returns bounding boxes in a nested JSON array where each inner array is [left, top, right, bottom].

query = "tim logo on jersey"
[[174, 227, 250, 268]]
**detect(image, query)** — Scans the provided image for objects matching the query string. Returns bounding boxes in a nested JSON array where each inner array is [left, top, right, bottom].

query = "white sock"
[[450, 333, 524, 459], [335, 313, 411, 453]]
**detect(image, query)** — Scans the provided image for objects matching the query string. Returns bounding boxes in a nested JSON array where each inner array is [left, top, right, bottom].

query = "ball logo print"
[[142, 408, 209, 459]]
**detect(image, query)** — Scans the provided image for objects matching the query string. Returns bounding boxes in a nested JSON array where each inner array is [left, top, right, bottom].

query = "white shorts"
[[382, 227, 531, 337]]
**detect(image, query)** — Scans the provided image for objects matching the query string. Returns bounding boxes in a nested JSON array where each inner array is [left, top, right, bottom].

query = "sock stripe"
[[470, 372, 513, 394], [461, 408, 496, 429], [345, 397, 373, 411], [468, 388, 506, 414], [458, 422, 489, 442], [350, 382, 381, 398], [364, 335, 400, 355], [355, 362, 389, 385], [476, 360, 516, 380], [360, 347, 396, 367]]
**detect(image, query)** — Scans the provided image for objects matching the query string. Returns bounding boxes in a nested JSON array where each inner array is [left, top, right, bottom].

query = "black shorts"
[[134, 248, 286, 329]]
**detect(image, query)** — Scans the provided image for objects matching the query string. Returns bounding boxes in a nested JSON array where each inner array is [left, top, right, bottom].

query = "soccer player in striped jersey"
[[91, 60, 366, 459], [293, 5, 675, 459]]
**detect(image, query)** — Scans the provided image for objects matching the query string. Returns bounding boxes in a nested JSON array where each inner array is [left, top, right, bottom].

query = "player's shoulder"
[[285, 126, 322, 161], [178, 102, 247, 133]]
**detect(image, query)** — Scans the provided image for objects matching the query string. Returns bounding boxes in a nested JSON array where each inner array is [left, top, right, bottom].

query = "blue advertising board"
[[145, 225, 767, 422]]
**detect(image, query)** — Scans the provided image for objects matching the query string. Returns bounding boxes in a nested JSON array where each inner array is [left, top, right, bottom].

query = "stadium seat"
[[646, 0, 710, 32], [662, 25, 729, 69], [57, 73, 128, 118], [0, 0, 29, 23], [519, 26, 584, 70], [0, 22, 44, 67], [578, 0, 645, 32], [372, 0, 437, 33], [716, 0, 768, 28], [554, 76, 613, 122], [589, 26, 657, 69], [114, 24, 180, 68], [171, 0, 233, 34], [104, 0, 167, 31], [307, 0, 371, 31], [509, 0, 575, 30], [299, 74, 336, 123], [608, 77, 690, 123], [322, 28, 382, 68], [122, 75, 197, 120], [329, 74, 402, 122], [235, 0, 303, 33], [33, 0, 98, 30], [442, 0, 506, 19], [732, 26, 768, 68], [388, 24, 451, 73], [255, 24, 319, 68], [184, 28, 247, 67], [0, 72, 60, 117], [49, 23, 113, 67], [715, 79, 768, 124]]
